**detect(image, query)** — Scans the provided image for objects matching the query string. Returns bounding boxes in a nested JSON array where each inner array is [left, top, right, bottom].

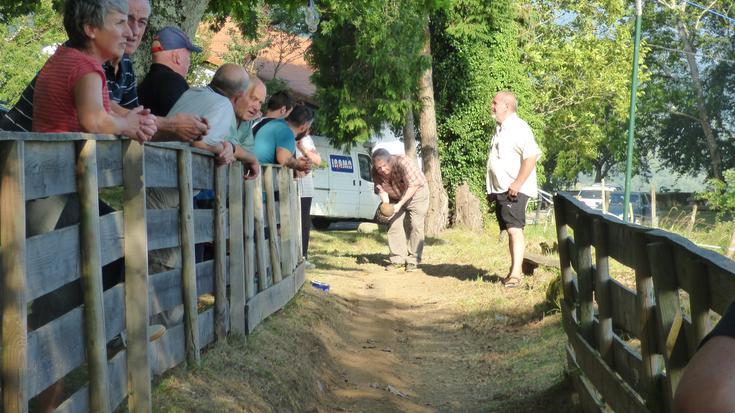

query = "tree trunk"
[[133, 0, 211, 77], [403, 105, 417, 162], [418, 22, 449, 237], [453, 183, 482, 231], [678, 20, 723, 180]]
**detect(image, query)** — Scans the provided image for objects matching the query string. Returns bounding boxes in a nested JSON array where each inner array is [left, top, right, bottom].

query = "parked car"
[[576, 183, 621, 210], [607, 191, 651, 223]]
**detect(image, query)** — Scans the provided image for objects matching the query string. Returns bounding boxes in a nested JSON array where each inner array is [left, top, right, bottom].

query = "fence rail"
[[0, 132, 305, 413], [554, 192, 735, 413]]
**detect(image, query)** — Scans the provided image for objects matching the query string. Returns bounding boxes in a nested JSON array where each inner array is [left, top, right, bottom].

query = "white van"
[[309, 136, 381, 229]]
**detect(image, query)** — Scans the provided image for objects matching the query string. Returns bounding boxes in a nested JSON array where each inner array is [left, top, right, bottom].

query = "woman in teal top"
[[253, 104, 314, 171]]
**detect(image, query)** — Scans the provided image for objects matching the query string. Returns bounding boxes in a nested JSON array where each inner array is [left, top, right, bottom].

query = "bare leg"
[[507, 227, 525, 278]]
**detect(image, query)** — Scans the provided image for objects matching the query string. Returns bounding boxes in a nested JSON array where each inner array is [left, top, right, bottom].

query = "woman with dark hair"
[[253, 104, 313, 171], [33, 0, 156, 140]]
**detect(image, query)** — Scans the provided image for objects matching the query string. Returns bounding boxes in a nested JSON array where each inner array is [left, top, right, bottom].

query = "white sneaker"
[[304, 260, 316, 270]]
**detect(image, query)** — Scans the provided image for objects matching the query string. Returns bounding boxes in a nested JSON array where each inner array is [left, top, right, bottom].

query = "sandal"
[[502, 276, 522, 288]]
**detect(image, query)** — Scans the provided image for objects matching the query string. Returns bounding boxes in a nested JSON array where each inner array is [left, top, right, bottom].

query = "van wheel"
[[311, 217, 331, 230]]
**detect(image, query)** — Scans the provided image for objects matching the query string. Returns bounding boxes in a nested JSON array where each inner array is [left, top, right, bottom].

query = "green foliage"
[[700, 169, 735, 218], [307, 0, 430, 148], [522, 0, 646, 187], [432, 0, 541, 199], [0, 0, 64, 105], [637, 1, 735, 179]]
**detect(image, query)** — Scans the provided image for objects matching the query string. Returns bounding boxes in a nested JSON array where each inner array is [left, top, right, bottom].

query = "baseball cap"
[[151, 26, 203, 53]]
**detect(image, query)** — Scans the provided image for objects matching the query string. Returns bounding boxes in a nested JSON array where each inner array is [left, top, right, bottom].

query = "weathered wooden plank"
[[611, 334, 643, 392], [562, 196, 579, 229], [122, 140, 152, 412], [103, 284, 125, 342], [566, 346, 610, 413], [632, 232, 664, 413], [177, 149, 200, 367], [76, 140, 110, 412], [55, 348, 127, 413], [229, 163, 246, 334], [647, 241, 687, 411], [292, 178, 302, 267], [244, 179, 257, 300], [1, 140, 28, 413], [576, 214, 595, 343], [683, 258, 711, 347], [606, 223, 638, 268], [278, 167, 293, 277], [96, 140, 123, 188], [25, 212, 123, 302], [214, 165, 228, 342], [263, 165, 283, 284], [253, 175, 269, 291], [192, 151, 214, 190], [553, 194, 576, 308], [593, 218, 614, 366], [24, 140, 75, 200], [246, 274, 297, 333], [195, 208, 221, 242], [143, 145, 178, 188], [149, 321, 185, 376], [293, 261, 306, 295], [561, 303, 650, 413], [0, 131, 117, 142], [198, 308, 216, 348], [610, 279, 639, 337], [27, 306, 85, 397], [145, 208, 221, 251]]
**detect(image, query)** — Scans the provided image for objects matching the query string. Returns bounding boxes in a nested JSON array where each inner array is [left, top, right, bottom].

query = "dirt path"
[[306, 256, 572, 413], [154, 228, 574, 413]]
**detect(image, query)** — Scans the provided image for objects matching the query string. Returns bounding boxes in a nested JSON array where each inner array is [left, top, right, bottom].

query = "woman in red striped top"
[[32, 0, 156, 141]]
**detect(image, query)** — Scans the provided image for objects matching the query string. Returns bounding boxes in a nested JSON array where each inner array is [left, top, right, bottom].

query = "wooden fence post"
[[648, 241, 688, 412], [633, 231, 664, 412], [278, 168, 293, 276], [684, 258, 711, 347], [263, 166, 283, 284], [1, 140, 28, 413], [177, 149, 200, 367], [576, 215, 594, 343], [214, 165, 228, 342], [76, 140, 110, 412], [244, 179, 256, 299], [229, 163, 246, 334], [292, 177, 302, 267], [253, 172, 269, 291], [553, 195, 575, 306], [592, 218, 613, 365], [122, 140, 152, 413]]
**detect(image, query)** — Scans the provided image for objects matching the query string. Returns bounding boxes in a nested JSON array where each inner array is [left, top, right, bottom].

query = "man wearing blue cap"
[[138, 26, 203, 117]]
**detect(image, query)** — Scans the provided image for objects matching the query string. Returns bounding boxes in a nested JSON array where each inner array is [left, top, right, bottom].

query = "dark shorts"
[[490, 192, 529, 231], [701, 301, 735, 348]]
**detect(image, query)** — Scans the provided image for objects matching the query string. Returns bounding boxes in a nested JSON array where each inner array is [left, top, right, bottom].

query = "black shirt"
[[0, 54, 138, 132], [137, 63, 189, 117]]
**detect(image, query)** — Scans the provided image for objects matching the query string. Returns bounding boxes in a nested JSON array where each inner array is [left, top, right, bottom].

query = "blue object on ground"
[[311, 280, 330, 292]]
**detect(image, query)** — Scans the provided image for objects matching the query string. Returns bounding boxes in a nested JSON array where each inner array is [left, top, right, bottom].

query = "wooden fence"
[[554, 192, 735, 413], [0, 132, 306, 413]]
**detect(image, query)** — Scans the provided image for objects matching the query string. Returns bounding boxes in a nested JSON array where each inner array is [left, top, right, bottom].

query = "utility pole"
[[624, 0, 643, 222]]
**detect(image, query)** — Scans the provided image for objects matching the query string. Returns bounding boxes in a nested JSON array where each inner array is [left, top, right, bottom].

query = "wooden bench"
[[522, 252, 560, 275]]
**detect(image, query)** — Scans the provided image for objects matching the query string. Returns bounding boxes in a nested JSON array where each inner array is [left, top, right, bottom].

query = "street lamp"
[[304, 0, 320, 33]]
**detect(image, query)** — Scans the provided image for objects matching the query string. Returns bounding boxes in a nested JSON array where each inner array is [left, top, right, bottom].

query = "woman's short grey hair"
[[64, 0, 128, 48], [372, 148, 392, 163]]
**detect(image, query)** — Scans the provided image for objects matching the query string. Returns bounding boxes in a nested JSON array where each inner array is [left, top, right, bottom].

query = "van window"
[[358, 154, 372, 182]]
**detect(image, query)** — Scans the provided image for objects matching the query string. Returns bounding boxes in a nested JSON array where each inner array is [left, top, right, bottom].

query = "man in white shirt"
[[486, 91, 541, 288]]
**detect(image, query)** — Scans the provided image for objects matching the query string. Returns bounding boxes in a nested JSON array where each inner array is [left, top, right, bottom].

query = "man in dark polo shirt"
[[138, 26, 201, 116]]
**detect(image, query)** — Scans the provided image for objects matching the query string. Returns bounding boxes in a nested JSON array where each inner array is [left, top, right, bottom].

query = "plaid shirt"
[[373, 155, 426, 201]]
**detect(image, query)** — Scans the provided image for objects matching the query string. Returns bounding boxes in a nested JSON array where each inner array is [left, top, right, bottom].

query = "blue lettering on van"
[[330, 155, 354, 173]]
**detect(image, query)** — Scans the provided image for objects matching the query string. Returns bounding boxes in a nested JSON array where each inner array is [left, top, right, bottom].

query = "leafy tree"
[[522, 0, 648, 188], [638, 0, 735, 180], [0, 0, 64, 106]]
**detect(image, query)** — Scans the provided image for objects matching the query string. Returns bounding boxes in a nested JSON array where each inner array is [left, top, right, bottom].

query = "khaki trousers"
[[386, 185, 429, 265]]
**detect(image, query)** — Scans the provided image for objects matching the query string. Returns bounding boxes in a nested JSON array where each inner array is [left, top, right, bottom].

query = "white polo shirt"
[[485, 113, 541, 198]]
